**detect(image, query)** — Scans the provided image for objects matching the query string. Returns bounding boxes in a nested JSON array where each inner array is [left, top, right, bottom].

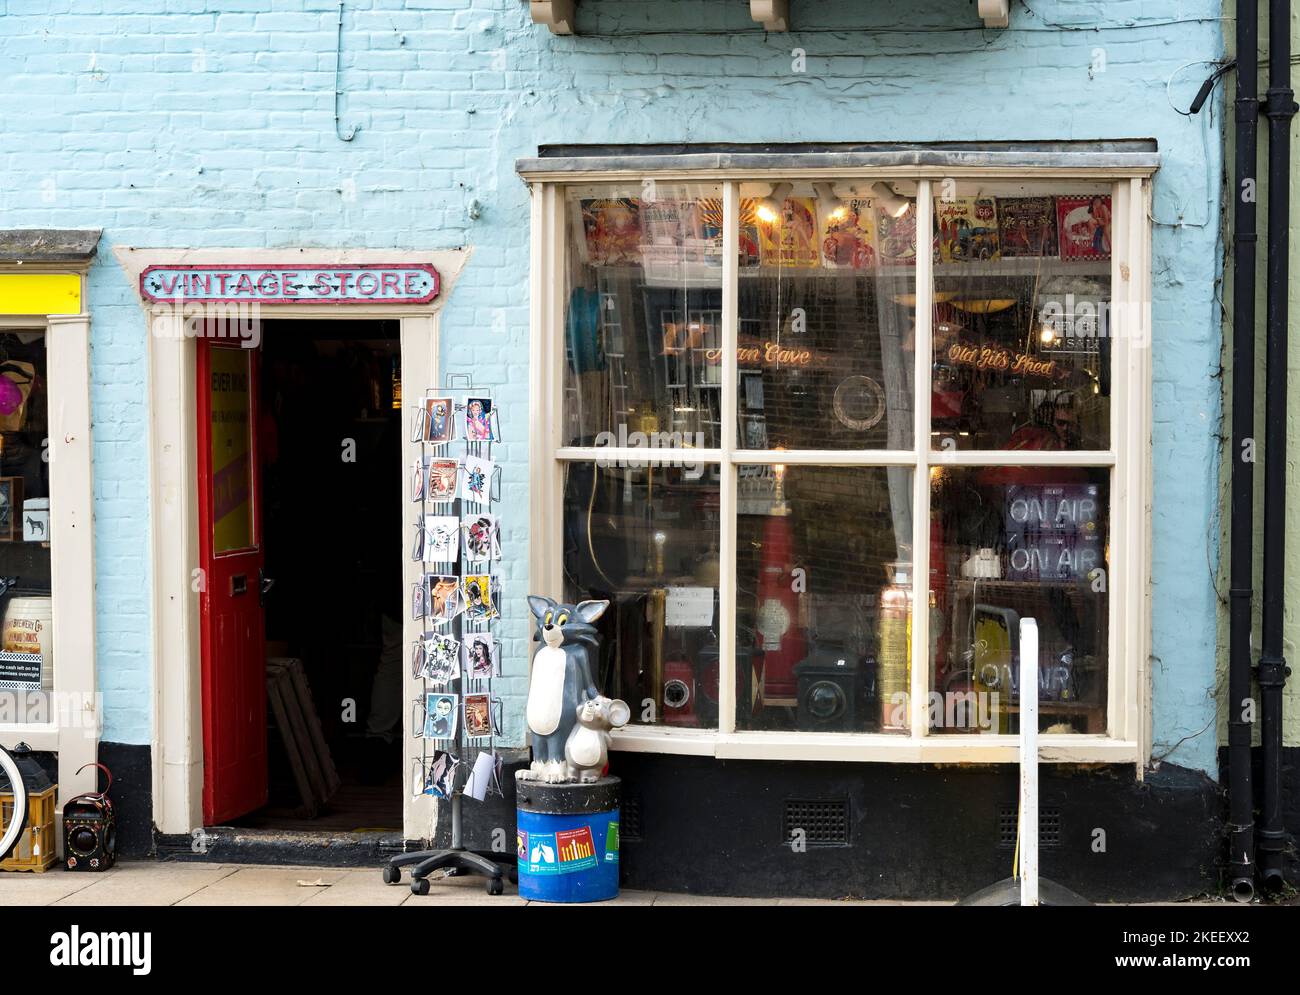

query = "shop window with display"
[[529, 163, 1149, 761], [0, 331, 54, 717]]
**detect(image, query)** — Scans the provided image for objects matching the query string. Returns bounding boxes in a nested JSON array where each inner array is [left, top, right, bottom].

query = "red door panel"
[[197, 337, 267, 825]]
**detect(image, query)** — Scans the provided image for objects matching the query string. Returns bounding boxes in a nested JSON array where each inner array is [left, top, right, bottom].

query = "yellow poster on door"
[[209, 348, 254, 554]]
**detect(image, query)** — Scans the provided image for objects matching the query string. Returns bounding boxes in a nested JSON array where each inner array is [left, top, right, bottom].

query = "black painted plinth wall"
[[454, 755, 1225, 902]]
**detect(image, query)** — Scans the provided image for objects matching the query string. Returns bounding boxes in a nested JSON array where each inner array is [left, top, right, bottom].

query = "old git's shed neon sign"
[[140, 264, 439, 304]]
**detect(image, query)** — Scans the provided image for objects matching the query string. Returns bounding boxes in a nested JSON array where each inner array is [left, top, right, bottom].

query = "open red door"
[[197, 338, 267, 824]]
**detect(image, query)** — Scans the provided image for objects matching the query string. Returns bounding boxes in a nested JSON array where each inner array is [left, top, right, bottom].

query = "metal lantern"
[[63, 762, 116, 872]]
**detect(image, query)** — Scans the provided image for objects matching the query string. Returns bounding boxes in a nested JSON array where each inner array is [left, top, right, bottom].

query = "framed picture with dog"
[[0, 477, 23, 542]]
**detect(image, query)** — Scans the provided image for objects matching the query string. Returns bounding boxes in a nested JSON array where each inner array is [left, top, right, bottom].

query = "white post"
[[1019, 618, 1039, 906]]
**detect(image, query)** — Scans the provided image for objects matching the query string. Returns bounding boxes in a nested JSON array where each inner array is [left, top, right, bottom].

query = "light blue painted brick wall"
[[0, 0, 1226, 773]]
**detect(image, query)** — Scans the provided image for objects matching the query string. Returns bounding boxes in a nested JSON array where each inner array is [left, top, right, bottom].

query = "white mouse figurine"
[[564, 695, 631, 783]]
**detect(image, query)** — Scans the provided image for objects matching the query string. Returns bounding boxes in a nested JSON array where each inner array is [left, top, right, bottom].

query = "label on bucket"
[[605, 823, 619, 863], [518, 824, 613, 875], [556, 828, 597, 871]]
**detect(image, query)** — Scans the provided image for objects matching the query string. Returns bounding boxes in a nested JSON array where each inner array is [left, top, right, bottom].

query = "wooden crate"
[[0, 783, 58, 873], [266, 657, 340, 818]]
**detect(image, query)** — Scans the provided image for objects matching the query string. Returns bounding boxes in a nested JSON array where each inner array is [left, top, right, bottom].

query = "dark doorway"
[[234, 319, 404, 832]]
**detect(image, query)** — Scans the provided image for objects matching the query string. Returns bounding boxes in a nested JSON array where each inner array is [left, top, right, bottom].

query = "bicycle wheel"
[[0, 744, 28, 862]]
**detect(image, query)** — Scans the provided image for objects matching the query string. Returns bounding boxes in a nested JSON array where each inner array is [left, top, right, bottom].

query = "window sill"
[[610, 726, 1140, 765], [0, 724, 59, 752]]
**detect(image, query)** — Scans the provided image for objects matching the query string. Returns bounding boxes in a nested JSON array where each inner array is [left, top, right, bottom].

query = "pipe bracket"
[[1262, 88, 1299, 119], [1257, 654, 1289, 687]]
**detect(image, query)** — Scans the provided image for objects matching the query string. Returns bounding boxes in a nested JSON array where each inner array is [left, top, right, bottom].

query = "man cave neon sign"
[[140, 264, 439, 304]]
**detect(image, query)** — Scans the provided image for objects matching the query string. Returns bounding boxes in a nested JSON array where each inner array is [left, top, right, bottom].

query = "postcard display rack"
[[383, 377, 517, 896]]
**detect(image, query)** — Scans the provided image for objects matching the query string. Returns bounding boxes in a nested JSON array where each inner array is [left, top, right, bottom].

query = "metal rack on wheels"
[[383, 375, 515, 896]]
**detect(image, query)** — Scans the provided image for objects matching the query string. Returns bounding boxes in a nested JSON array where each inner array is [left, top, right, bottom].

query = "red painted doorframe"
[[196, 337, 268, 825]]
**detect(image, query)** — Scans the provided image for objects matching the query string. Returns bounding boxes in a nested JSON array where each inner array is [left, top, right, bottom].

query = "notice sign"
[[140, 264, 439, 304], [209, 347, 253, 554], [0, 650, 42, 692], [665, 586, 715, 628]]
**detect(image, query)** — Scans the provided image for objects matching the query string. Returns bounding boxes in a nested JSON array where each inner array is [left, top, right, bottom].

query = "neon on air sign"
[[140, 264, 439, 304]]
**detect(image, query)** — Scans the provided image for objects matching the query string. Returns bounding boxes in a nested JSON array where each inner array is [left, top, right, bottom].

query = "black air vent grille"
[[783, 798, 851, 847], [621, 794, 643, 841], [998, 807, 1061, 849]]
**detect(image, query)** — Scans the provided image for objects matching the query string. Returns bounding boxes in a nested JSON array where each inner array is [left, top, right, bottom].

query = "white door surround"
[[116, 246, 471, 842]]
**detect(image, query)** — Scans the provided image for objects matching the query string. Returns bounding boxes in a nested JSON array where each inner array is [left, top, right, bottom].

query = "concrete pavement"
[[0, 860, 877, 906]]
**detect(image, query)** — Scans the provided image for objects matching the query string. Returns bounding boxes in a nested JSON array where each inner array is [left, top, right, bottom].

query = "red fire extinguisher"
[[754, 468, 805, 704]]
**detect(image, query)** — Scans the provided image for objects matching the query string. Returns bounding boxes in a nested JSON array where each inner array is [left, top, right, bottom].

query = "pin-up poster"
[[820, 199, 878, 270], [208, 347, 254, 553], [1057, 195, 1112, 261], [579, 198, 642, 266], [757, 197, 821, 268]]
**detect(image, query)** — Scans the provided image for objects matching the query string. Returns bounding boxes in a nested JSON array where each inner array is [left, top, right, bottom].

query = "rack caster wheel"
[[411, 877, 430, 896], [382, 865, 401, 885], [487, 877, 504, 896]]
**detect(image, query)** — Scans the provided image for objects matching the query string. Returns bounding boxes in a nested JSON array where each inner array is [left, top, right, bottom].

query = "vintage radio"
[[63, 762, 115, 872]]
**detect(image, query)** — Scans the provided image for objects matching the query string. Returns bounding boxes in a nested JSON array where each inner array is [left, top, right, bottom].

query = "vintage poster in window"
[[579, 197, 643, 266], [703, 197, 761, 268], [997, 196, 1059, 258], [875, 200, 918, 266], [820, 198, 878, 270], [640, 198, 709, 265], [757, 196, 820, 268], [935, 196, 1000, 262], [1056, 195, 1112, 260], [206, 348, 253, 553]]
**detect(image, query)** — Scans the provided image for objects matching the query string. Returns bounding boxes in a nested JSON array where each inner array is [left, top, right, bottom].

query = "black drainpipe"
[[1227, 0, 1260, 903], [1258, 0, 1297, 892]]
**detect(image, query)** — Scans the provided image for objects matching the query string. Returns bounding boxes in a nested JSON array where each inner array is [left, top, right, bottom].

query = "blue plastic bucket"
[[516, 777, 620, 903]]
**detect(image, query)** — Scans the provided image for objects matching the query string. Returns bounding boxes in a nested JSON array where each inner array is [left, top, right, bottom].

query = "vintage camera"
[[795, 649, 865, 732], [63, 762, 116, 872]]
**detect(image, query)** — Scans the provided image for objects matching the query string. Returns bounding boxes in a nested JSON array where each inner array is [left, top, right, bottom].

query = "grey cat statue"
[[520, 595, 613, 783], [565, 695, 631, 783]]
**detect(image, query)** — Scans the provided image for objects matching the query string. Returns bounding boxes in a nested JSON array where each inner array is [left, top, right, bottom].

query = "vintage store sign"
[[140, 264, 439, 304]]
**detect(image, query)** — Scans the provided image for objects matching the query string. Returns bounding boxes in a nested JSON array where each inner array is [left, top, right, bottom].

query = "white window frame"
[[525, 164, 1153, 766], [0, 270, 99, 811]]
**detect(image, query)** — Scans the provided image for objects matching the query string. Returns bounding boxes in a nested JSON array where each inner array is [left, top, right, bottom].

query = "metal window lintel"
[[516, 146, 1160, 181]]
